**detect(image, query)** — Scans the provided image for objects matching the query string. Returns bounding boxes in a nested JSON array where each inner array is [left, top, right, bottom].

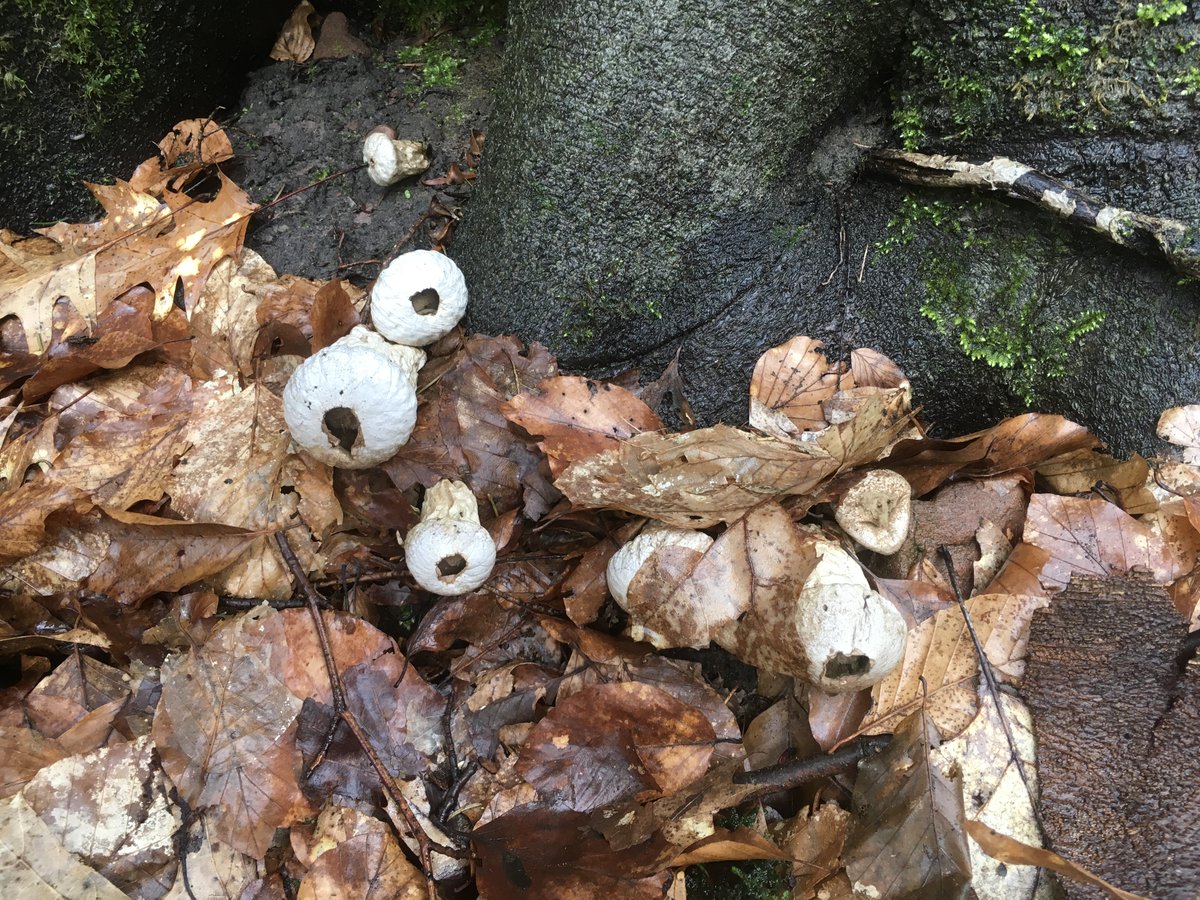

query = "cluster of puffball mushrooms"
[[605, 469, 914, 694], [281, 248, 496, 597], [282, 127, 913, 688]]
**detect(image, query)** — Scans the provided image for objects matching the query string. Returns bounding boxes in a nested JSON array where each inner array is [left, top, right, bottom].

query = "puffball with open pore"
[[404, 479, 497, 596], [370, 250, 469, 347], [282, 325, 425, 468], [717, 540, 907, 693]]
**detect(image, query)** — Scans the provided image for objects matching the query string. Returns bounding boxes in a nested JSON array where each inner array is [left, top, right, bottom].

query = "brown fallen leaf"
[[153, 606, 305, 858], [776, 803, 851, 899], [503, 375, 663, 476], [964, 821, 1144, 900], [851, 347, 909, 390], [0, 481, 90, 564], [862, 593, 1049, 740], [884, 413, 1099, 497], [21, 736, 179, 893], [626, 504, 803, 651], [271, 1, 318, 63], [1157, 404, 1200, 465], [844, 708, 971, 900], [1023, 493, 1176, 590], [556, 424, 837, 528], [1034, 449, 1156, 515], [750, 335, 847, 438], [669, 827, 792, 865], [0, 725, 67, 800], [516, 682, 715, 813], [297, 805, 424, 900], [0, 793, 126, 898], [129, 118, 236, 195]]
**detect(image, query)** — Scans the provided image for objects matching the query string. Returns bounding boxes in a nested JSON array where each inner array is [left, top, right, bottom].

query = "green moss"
[[880, 193, 1107, 406], [1135, 0, 1187, 26], [3, 0, 149, 135], [559, 255, 664, 347], [394, 43, 466, 94]]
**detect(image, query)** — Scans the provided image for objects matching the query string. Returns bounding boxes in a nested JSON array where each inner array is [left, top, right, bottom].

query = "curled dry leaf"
[[750, 335, 846, 438], [129, 118, 236, 194], [271, 1, 318, 62], [1023, 493, 1176, 590], [1034, 449, 1156, 516], [851, 346, 909, 389], [503, 374, 663, 476], [884, 413, 1099, 497], [556, 424, 837, 527]]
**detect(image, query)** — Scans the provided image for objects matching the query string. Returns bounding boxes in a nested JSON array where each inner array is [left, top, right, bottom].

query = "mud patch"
[[227, 22, 501, 288]]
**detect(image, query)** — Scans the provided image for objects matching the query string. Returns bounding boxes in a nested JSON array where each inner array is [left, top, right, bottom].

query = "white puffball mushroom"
[[606, 523, 714, 610], [404, 479, 497, 596], [370, 250, 469, 347], [791, 542, 907, 692], [282, 325, 425, 469], [834, 468, 913, 555], [363, 128, 430, 187]]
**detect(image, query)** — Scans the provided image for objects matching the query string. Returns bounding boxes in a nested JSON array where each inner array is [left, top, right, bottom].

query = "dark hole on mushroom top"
[[437, 554, 467, 580], [410, 288, 440, 316], [323, 406, 360, 453], [824, 653, 870, 680]]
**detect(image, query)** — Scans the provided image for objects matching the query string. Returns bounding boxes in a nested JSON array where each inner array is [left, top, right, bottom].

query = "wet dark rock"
[[0, 0, 296, 231]]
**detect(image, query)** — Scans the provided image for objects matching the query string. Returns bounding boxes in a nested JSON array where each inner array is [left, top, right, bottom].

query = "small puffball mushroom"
[[363, 127, 430, 187], [834, 469, 912, 555], [370, 249, 469, 347], [404, 479, 497, 596], [282, 326, 425, 468], [790, 542, 907, 692], [606, 523, 714, 610]]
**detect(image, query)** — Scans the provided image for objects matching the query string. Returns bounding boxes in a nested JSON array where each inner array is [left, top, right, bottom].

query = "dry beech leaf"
[[626, 503, 802, 650], [309, 279, 360, 351], [964, 822, 1144, 900], [516, 682, 715, 813], [932, 690, 1043, 900], [172, 813, 261, 899], [669, 827, 792, 865], [21, 735, 179, 892], [297, 807, 424, 900], [0, 509, 256, 604], [271, 1, 318, 63], [863, 594, 1049, 740], [844, 708, 971, 900], [851, 347, 908, 389], [384, 334, 559, 520], [1157, 405, 1200, 464], [556, 424, 837, 527], [152, 605, 304, 858], [750, 335, 846, 437], [0, 482, 89, 564], [807, 687, 872, 752], [1034, 449, 1156, 515], [979, 543, 1051, 596], [0, 793, 126, 899], [777, 803, 851, 899], [1023, 494, 1176, 590], [884, 413, 1099, 497], [0, 725, 67, 801], [816, 387, 914, 470], [503, 375, 663, 476]]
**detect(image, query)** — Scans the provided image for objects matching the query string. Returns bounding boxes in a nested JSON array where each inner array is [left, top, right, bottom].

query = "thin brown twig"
[[275, 531, 461, 899]]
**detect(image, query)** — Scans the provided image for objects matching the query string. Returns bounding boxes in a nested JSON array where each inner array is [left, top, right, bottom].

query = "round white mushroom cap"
[[606, 523, 714, 610], [363, 132, 430, 187], [834, 469, 913, 555], [282, 325, 425, 469], [371, 250, 469, 347], [403, 480, 497, 596]]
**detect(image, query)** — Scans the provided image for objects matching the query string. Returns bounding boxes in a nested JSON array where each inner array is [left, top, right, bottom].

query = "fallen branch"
[[867, 149, 1200, 279]]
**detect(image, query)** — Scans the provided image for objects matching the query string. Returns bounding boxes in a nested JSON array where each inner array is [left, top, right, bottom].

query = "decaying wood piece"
[[868, 149, 1200, 279], [1022, 573, 1200, 899]]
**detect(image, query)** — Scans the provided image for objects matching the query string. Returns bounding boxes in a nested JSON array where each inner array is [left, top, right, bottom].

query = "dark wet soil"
[[226, 21, 502, 289]]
